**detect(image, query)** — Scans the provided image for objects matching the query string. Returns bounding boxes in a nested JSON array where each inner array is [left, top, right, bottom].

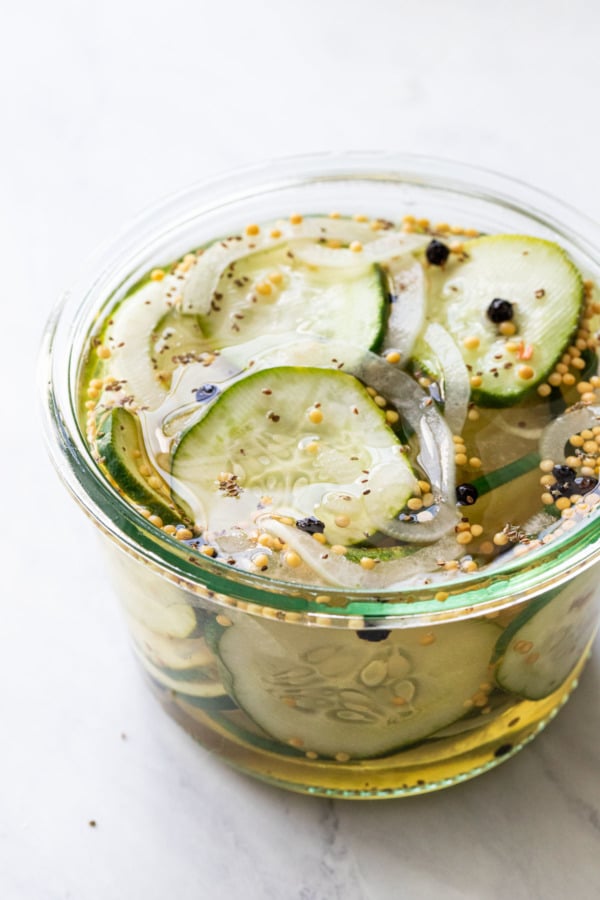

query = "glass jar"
[[41, 152, 600, 798]]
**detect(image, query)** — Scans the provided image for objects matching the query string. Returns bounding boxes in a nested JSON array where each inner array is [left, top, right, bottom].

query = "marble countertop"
[[3, 1, 600, 896]]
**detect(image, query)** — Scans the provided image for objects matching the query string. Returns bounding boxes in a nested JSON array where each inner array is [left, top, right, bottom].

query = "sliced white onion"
[[420, 323, 470, 435], [383, 258, 426, 363], [351, 357, 457, 542], [292, 232, 428, 268], [262, 518, 459, 589], [181, 217, 390, 315], [539, 405, 600, 462]]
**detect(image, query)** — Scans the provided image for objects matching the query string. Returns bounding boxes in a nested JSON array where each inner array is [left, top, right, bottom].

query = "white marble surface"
[[3, 1, 600, 897]]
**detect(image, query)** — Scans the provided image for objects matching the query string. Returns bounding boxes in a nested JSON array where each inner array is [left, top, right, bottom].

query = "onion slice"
[[181, 217, 395, 315], [539, 405, 600, 462], [420, 323, 470, 435], [351, 356, 457, 542], [292, 232, 428, 268], [383, 258, 426, 363], [262, 517, 459, 589]]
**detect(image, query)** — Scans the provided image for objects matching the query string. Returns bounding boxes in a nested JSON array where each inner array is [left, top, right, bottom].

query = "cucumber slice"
[[215, 615, 499, 758], [129, 620, 215, 670], [425, 235, 584, 406], [171, 366, 416, 544], [110, 552, 198, 639], [133, 646, 227, 699], [194, 246, 388, 354], [96, 407, 187, 525], [494, 579, 600, 700]]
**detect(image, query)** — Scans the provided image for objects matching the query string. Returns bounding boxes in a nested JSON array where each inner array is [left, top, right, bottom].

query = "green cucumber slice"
[[494, 579, 600, 699], [171, 366, 416, 544], [110, 552, 198, 639], [194, 247, 388, 354], [215, 615, 499, 758], [96, 407, 187, 525], [133, 646, 227, 699], [425, 235, 584, 406]]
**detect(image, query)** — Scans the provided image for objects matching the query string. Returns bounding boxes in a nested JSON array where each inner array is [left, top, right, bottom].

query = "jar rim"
[[40, 150, 600, 626]]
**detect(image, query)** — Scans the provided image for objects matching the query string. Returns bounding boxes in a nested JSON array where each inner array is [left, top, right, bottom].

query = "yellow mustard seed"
[[402, 215, 416, 225], [86, 387, 99, 399], [571, 357, 586, 370], [352, 213, 368, 222], [350, 241, 363, 253], [373, 395, 387, 408], [569, 434, 584, 447], [357, 556, 376, 570], [258, 533, 274, 548], [305, 751, 319, 760], [555, 497, 571, 511], [334, 514, 351, 528], [583, 440, 599, 454], [407, 498, 423, 511], [463, 560, 479, 572], [290, 213, 303, 225], [335, 752, 351, 762], [470, 375, 482, 388], [467, 409, 480, 422], [162, 524, 177, 535], [312, 532, 327, 544], [539, 458, 555, 473], [175, 528, 193, 541], [305, 441, 320, 454], [256, 281, 272, 296], [537, 383, 552, 397], [518, 365, 535, 381], [385, 350, 401, 364], [245, 223, 260, 236], [148, 515, 163, 528], [435, 222, 450, 232], [555, 363, 569, 374], [562, 373, 576, 386], [582, 391, 597, 403], [84, 400, 96, 410], [96, 345, 111, 359], [201, 545, 216, 557], [418, 480, 431, 493], [456, 531, 473, 545], [252, 553, 269, 570], [329, 210, 341, 218], [479, 541, 495, 555], [327, 239, 342, 248], [541, 492, 555, 505], [577, 382, 593, 395], [419, 632, 436, 646], [422, 492, 434, 506], [385, 410, 400, 425], [268, 271, 283, 285], [435, 591, 449, 602], [470, 524, 483, 537], [455, 453, 468, 466], [283, 551, 302, 568], [499, 321, 516, 337], [90, 378, 104, 390], [150, 268, 165, 281], [308, 408, 323, 424], [493, 532, 509, 546], [469, 457, 482, 469], [463, 335, 480, 350]]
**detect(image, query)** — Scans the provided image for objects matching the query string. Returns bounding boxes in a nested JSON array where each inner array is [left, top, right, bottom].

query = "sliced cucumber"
[[109, 551, 198, 639], [425, 235, 584, 406], [128, 620, 215, 670], [96, 407, 187, 525], [133, 646, 227, 699], [495, 578, 600, 699], [215, 615, 499, 758], [194, 246, 388, 354], [171, 366, 416, 544]]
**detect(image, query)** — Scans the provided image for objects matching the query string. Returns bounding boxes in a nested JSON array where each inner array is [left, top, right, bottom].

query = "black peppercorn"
[[425, 239, 450, 266], [456, 483, 479, 505], [356, 629, 391, 642], [194, 384, 219, 402], [486, 298, 514, 324], [295, 516, 326, 534]]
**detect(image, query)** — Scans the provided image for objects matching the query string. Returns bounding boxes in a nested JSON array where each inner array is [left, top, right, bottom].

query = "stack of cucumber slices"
[[87, 215, 595, 591]]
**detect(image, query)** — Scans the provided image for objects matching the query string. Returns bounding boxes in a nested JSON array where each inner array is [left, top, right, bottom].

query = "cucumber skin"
[[492, 588, 561, 665], [96, 407, 187, 526], [369, 264, 391, 353]]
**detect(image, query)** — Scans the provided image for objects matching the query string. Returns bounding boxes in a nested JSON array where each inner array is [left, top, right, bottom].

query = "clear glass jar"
[[41, 152, 600, 798]]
